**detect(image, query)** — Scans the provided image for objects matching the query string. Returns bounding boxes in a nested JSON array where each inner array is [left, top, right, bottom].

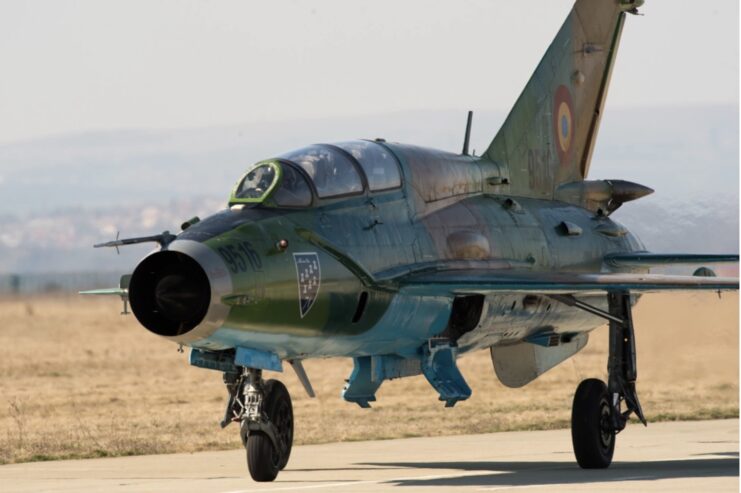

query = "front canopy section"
[[229, 160, 313, 208], [230, 161, 282, 205]]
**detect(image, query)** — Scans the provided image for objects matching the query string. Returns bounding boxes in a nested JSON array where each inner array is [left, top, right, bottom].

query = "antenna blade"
[[462, 110, 473, 156]]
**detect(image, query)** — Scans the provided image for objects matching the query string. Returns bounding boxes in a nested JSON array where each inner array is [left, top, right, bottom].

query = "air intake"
[[129, 250, 211, 337]]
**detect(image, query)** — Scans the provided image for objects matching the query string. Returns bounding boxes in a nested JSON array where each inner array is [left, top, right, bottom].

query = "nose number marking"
[[217, 241, 262, 273]]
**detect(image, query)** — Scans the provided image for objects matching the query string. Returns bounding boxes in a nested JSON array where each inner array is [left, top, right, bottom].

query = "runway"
[[2, 419, 737, 493]]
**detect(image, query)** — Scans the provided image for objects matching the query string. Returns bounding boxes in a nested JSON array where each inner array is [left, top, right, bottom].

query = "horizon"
[[2, 101, 738, 147], [1, 104, 737, 217]]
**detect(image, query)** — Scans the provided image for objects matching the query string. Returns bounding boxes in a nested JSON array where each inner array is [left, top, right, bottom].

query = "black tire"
[[571, 378, 615, 469], [246, 380, 294, 482]]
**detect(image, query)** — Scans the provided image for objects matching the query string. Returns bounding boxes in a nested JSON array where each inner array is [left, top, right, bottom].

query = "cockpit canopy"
[[229, 140, 402, 207]]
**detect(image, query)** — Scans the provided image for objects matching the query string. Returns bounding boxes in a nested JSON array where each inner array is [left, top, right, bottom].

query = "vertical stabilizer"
[[484, 0, 642, 199]]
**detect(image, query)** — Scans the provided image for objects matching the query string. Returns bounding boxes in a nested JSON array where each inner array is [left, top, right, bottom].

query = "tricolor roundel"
[[553, 85, 574, 165]]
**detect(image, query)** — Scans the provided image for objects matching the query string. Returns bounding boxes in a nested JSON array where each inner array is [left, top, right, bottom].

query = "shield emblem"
[[293, 253, 321, 318]]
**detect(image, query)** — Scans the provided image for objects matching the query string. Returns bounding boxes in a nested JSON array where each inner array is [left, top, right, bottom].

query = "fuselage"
[[127, 140, 645, 360]]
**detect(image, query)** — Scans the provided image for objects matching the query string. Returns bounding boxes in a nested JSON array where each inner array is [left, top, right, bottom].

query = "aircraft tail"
[[484, 0, 643, 199]]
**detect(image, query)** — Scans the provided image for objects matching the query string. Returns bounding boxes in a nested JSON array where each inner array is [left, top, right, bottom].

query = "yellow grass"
[[0, 292, 737, 464]]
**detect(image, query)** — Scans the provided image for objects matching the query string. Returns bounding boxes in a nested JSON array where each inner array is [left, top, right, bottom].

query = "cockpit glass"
[[280, 145, 363, 198], [335, 140, 402, 191], [273, 164, 312, 207], [235, 164, 277, 200]]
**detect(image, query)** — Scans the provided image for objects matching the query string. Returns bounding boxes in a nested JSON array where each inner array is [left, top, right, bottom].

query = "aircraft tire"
[[246, 380, 294, 482], [571, 378, 614, 469]]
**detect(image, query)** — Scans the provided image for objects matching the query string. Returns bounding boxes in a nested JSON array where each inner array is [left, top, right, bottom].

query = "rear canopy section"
[[484, 0, 644, 199]]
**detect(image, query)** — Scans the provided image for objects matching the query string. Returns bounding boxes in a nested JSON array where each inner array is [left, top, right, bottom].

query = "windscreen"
[[234, 164, 277, 201]]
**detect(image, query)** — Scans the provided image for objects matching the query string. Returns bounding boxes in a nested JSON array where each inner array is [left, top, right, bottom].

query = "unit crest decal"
[[293, 252, 321, 318]]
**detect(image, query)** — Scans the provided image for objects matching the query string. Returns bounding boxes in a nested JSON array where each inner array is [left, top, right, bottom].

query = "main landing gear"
[[223, 368, 294, 482], [556, 290, 647, 469]]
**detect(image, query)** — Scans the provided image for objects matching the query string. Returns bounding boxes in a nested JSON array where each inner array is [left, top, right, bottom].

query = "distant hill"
[[0, 105, 736, 274]]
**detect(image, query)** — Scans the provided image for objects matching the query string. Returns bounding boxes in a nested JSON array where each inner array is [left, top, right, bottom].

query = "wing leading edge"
[[397, 270, 738, 296], [604, 253, 739, 268]]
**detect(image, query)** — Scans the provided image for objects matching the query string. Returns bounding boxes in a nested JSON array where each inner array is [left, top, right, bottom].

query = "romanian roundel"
[[553, 85, 574, 165]]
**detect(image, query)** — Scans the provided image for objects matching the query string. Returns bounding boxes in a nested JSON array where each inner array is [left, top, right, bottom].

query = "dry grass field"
[[0, 292, 737, 464]]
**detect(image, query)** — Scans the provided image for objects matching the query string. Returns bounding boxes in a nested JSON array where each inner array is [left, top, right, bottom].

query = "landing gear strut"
[[567, 290, 646, 469], [222, 368, 294, 482]]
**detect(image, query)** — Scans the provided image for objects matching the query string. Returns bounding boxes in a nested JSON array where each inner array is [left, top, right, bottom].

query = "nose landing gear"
[[223, 368, 294, 482]]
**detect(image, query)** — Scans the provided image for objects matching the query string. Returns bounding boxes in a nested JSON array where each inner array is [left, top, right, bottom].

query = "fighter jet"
[[84, 0, 738, 482]]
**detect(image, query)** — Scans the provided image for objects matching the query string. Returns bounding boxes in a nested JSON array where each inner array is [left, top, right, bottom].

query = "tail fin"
[[484, 0, 643, 198]]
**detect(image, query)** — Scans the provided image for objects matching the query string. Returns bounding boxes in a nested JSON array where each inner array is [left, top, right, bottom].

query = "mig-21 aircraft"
[[85, 0, 739, 482]]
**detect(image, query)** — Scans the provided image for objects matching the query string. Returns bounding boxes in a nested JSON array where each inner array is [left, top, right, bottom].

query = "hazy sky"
[[0, 0, 738, 144]]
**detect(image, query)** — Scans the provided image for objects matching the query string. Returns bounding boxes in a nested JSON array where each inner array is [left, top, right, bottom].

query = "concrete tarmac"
[[2, 419, 738, 493]]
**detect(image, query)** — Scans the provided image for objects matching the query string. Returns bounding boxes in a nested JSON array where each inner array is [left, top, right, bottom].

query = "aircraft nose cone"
[[154, 274, 208, 322]]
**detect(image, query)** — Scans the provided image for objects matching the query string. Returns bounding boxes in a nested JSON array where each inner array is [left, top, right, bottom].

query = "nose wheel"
[[244, 379, 294, 481], [224, 368, 294, 482]]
